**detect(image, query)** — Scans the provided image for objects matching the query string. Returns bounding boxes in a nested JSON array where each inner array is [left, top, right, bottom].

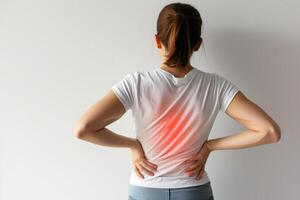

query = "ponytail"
[[157, 3, 203, 68], [164, 13, 191, 68]]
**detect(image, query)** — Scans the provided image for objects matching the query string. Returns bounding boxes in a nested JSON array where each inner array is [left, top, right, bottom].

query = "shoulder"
[[211, 72, 238, 88], [212, 72, 226, 81], [193, 69, 235, 89], [115, 70, 153, 90], [192, 67, 217, 82], [119, 70, 146, 82], [125, 69, 148, 78], [202, 71, 232, 87], [127, 69, 158, 82]]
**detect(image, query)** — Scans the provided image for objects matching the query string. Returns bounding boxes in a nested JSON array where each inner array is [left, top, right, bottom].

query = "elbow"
[[266, 123, 281, 143], [74, 122, 89, 139]]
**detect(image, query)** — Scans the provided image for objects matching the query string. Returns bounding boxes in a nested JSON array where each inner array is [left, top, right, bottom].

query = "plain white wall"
[[1, 0, 299, 199]]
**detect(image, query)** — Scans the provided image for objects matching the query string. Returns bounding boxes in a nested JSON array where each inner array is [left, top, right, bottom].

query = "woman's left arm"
[[74, 89, 136, 149], [74, 89, 158, 177]]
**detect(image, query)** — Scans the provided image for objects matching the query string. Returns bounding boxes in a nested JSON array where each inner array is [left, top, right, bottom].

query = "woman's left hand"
[[130, 139, 158, 179], [182, 140, 212, 180]]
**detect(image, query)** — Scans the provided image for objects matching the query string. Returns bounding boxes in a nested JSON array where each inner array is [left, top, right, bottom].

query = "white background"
[[1, 0, 299, 199]]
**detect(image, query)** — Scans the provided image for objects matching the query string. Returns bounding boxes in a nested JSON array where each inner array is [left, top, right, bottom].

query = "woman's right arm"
[[206, 91, 281, 152]]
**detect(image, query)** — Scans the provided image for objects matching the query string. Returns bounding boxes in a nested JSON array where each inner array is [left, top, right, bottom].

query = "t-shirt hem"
[[128, 171, 211, 189]]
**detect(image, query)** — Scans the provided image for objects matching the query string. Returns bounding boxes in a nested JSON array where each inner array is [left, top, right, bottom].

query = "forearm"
[[77, 127, 137, 149], [207, 129, 275, 152]]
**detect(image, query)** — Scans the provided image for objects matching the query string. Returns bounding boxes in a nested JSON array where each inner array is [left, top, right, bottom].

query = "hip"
[[128, 181, 214, 200], [129, 169, 210, 188]]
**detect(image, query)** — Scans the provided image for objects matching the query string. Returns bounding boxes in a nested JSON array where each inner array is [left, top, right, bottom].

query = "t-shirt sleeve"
[[111, 73, 136, 111], [214, 73, 240, 112]]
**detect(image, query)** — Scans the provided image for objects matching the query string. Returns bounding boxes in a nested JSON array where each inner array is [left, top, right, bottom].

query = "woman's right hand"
[[183, 140, 213, 180], [130, 139, 158, 179]]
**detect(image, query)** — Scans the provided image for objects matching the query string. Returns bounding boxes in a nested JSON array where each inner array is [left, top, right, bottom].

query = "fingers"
[[182, 156, 202, 164], [144, 160, 158, 170], [195, 166, 205, 180], [133, 158, 158, 179], [182, 158, 194, 164], [184, 159, 203, 174], [183, 159, 206, 180], [183, 157, 206, 178], [184, 163, 205, 179], [138, 161, 156, 176], [134, 165, 144, 179]]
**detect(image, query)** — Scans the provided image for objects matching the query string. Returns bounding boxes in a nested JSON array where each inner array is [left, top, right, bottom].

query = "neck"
[[160, 63, 194, 77], [160, 62, 193, 70]]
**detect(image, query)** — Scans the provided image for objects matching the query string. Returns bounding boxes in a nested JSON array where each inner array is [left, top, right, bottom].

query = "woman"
[[74, 3, 281, 200]]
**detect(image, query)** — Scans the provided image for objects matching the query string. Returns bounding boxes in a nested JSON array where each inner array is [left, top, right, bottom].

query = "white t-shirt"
[[111, 67, 240, 188]]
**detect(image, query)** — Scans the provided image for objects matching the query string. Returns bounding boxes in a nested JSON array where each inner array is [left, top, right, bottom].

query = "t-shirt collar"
[[157, 67, 196, 79]]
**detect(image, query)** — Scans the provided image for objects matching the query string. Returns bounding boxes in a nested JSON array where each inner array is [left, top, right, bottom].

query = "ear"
[[155, 34, 162, 48]]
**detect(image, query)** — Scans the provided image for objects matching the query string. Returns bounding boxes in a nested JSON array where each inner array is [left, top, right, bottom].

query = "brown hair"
[[156, 3, 203, 68]]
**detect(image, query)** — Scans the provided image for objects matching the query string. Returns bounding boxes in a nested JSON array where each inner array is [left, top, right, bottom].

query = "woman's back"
[[111, 66, 240, 188]]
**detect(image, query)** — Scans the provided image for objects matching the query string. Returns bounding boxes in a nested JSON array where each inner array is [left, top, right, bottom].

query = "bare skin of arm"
[[206, 91, 281, 152], [182, 91, 281, 180], [74, 89, 137, 149], [74, 89, 281, 178], [74, 89, 158, 178]]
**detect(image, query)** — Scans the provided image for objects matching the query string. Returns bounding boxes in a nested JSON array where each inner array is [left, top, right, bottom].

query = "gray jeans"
[[128, 181, 214, 200]]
